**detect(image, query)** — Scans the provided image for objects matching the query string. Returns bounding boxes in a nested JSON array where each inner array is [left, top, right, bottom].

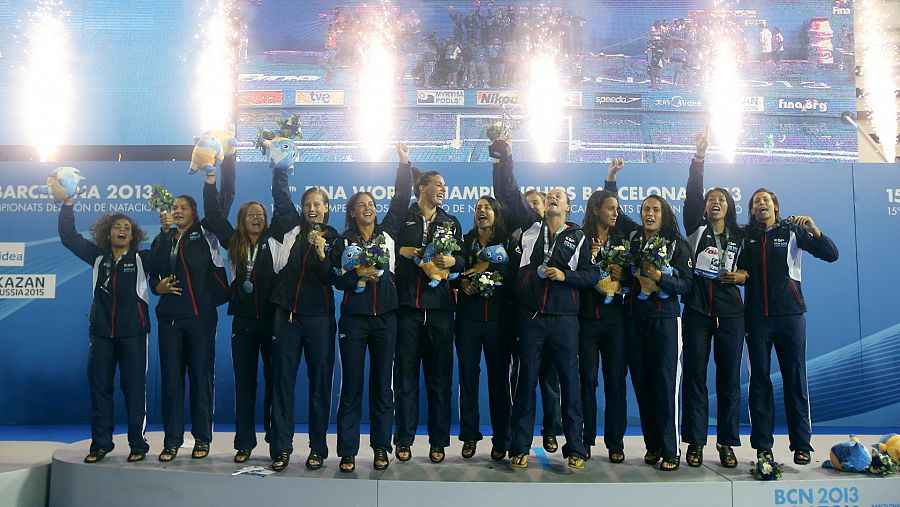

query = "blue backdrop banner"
[[0, 161, 896, 428]]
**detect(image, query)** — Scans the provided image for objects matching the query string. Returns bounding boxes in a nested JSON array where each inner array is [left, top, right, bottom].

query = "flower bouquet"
[[633, 235, 674, 300], [148, 184, 175, 213], [594, 240, 631, 304], [362, 233, 390, 278], [750, 456, 783, 481], [414, 223, 460, 288], [869, 447, 898, 476], [471, 270, 503, 298]]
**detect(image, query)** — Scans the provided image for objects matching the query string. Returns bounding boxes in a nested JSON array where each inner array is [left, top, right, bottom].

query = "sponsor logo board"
[[237, 90, 284, 106], [742, 96, 765, 112], [594, 93, 643, 108], [777, 98, 828, 113], [0, 243, 25, 267], [0, 274, 55, 299], [416, 90, 465, 106], [562, 91, 583, 108], [239, 74, 321, 82], [295, 90, 345, 106], [476, 90, 523, 107]]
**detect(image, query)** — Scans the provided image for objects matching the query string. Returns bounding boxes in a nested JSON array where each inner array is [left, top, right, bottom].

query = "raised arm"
[[683, 130, 709, 236], [217, 153, 236, 218], [201, 173, 235, 247], [58, 202, 101, 265], [490, 139, 540, 232], [790, 218, 839, 263], [381, 143, 414, 238], [603, 158, 639, 235], [269, 166, 301, 240]]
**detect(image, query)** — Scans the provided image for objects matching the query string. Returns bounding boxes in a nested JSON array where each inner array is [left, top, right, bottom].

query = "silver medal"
[[242, 280, 254, 294], [537, 263, 548, 278]]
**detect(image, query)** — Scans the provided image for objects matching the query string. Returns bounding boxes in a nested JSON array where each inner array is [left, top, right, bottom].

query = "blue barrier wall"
[[0, 161, 896, 428]]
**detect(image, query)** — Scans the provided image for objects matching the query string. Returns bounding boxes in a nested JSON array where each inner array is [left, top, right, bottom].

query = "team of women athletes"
[[60, 133, 838, 472]]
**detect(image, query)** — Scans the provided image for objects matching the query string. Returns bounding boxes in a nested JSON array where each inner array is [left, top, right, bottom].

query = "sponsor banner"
[[0, 243, 25, 267], [594, 93, 643, 109], [0, 274, 55, 299], [295, 90, 345, 106], [776, 97, 829, 113], [237, 90, 284, 106], [742, 96, 765, 112], [239, 73, 321, 82], [393, 90, 406, 105], [416, 89, 465, 106], [647, 93, 704, 111], [562, 91, 583, 108], [475, 90, 524, 107]]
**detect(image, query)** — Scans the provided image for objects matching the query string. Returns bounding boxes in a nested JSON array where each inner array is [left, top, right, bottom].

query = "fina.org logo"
[[0, 242, 25, 267], [778, 98, 828, 113]]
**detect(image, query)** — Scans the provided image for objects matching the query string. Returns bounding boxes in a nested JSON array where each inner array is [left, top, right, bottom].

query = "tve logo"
[[295, 90, 345, 106], [0, 243, 25, 266]]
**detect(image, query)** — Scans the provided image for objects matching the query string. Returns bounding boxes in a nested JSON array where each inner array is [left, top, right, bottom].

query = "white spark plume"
[[526, 55, 563, 163], [857, 0, 898, 162], [707, 35, 744, 163], [356, 6, 396, 162], [23, 1, 72, 162], [195, 0, 238, 132]]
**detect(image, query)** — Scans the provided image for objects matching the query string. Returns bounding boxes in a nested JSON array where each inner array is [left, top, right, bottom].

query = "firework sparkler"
[[857, 0, 898, 162], [526, 54, 564, 163], [195, 0, 238, 133]]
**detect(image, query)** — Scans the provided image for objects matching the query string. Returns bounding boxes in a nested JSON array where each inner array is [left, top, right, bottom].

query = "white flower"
[[761, 462, 772, 474], [659, 245, 667, 256], [479, 274, 489, 284], [613, 245, 625, 251]]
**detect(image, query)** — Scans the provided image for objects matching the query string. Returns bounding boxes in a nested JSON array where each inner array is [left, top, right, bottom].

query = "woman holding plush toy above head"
[[605, 163, 693, 472], [739, 188, 838, 467], [200, 155, 281, 465], [331, 143, 412, 473], [57, 185, 160, 464], [491, 137, 597, 471], [267, 165, 340, 473], [149, 193, 230, 463], [679, 130, 749, 470], [577, 159, 634, 464], [455, 194, 518, 462], [392, 159, 464, 465]]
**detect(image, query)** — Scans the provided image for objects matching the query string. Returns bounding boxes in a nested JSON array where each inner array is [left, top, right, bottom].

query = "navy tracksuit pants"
[[336, 313, 396, 457], [88, 334, 149, 454], [509, 312, 586, 459], [578, 318, 627, 452], [680, 308, 744, 447], [631, 317, 681, 460], [231, 317, 273, 451], [393, 308, 454, 448], [455, 319, 512, 450], [158, 311, 218, 449], [509, 339, 562, 438], [270, 308, 336, 459], [746, 314, 813, 452]]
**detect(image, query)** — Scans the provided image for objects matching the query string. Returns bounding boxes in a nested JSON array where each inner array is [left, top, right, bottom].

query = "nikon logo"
[[476, 91, 523, 106]]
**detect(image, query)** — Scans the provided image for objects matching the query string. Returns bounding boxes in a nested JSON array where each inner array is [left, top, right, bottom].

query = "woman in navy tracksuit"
[[491, 138, 597, 470], [201, 157, 280, 463], [609, 165, 692, 471], [680, 132, 748, 468], [578, 161, 632, 464], [456, 195, 516, 461], [268, 168, 340, 472], [59, 202, 155, 463], [333, 144, 412, 472], [392, 165, 464, 464], [150, 195, 230, 462], [740, 188, 838, 465]]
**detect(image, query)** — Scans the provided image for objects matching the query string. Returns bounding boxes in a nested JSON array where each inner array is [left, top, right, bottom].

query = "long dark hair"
[[90, 214, 146, 253], [642, 195, 682, 241], [470, 195, 506, 240], [746, 187, 781, 229], [582, 190, 623, 243], [228, 201, 268, 278], [411, 167, 442, 200], [345, 191, 376, 233], [175, 194, 200, 224], [704, 187, 741, 234]]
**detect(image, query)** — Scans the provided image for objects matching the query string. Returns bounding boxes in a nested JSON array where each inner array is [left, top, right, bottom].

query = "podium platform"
[[0, 441, 61, 507], [41, 432, 900, 507]]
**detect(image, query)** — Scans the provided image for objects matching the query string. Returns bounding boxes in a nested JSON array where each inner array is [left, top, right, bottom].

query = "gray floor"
[[28, 433, 900, 507], [0, 442, 60, 507]]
